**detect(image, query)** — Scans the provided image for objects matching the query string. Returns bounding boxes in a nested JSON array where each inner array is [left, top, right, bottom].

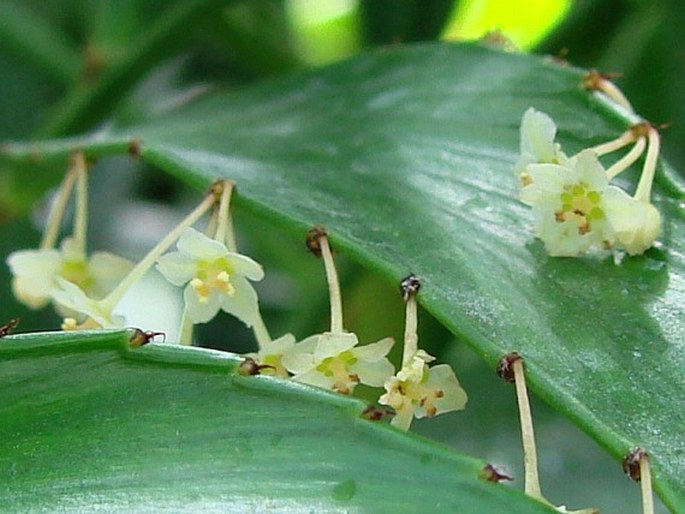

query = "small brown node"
[[237, 357, 275, 376], [630, 122, 652, 140], [127, 139, 143, 157], [128, 328, 166, 347], [480, 463, 513, 483], [581, 69, 622, 90], [622, 447, 647, 482], [360, 404, 395, 421], [0, 318, 19, 337], [400, 274, 421, 300], [496, 352, 522, 383], [208, 179, 234, 200], [306, 226, 328, 257]]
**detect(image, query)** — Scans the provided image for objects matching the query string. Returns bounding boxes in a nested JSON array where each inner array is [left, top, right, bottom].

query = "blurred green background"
[[1, 1, 680, 511]]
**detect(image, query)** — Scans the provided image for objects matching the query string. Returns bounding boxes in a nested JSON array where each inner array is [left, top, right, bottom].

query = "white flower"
[[245, 333, 297, 378], [515, 108, 572, 181], [282, 332, 395, 394], [7, 237, 133, 310], [51, 278, 125, 329], [379, 350, 467, 431], [520, 150, 618, 256], [520, 150, 660, 256], [156, 227, 264, 325]]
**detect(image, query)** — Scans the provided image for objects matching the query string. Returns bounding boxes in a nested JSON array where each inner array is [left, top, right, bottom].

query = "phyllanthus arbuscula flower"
[[156, 227, 264, 326], [520, 149, 660, 257], [282, 332, 394, 394], [7, 237, 133, 310], [515, 107, 572, 181], [245, 333, 298, 378], [379, 349, 467, 432]]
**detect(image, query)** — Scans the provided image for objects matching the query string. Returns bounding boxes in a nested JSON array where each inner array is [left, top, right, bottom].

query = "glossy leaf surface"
[[2, 42, 683, 511], [0, 331, 554, 513]]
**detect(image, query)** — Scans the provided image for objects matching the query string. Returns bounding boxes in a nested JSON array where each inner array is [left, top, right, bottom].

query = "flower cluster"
[[6, 162, 466, 432], [516, 107, 662, 258]]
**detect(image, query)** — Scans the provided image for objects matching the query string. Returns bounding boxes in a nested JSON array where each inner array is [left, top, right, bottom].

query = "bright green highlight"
[[442, 0, 571, 50], [286, 0, 361, 65]]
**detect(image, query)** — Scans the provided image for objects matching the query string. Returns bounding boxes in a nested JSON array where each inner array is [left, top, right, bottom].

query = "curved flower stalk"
[[379, 275, 467, 431], [281, 227, 395, 394], [6, 153, 133, 315], [498, 353, 597, 514], [516, 107, 662, 258]]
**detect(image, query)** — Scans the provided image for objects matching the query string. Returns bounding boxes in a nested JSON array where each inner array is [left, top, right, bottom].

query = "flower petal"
[[424, 364, 468, 415], [184, 283, 222, 323], [156, 251, 197, 286], [351, 358, 395, 388], [88, 251, 134, 298], [177, 227, 228, 260], [314, 332, 358, 361], [227, 252, 264, 281], [219, 274, 260, 327], [352, 337, 394, 361]]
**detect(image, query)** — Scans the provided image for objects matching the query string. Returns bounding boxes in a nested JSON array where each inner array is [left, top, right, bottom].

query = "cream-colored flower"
[[282, 332, 394, 394], [246, 333, 297, 378], [520, 150, 660, 256], [51, 278, 125, 329], [379, 350, 467, 431], [156, 227, 264, 326], [521, 150, 616, 256], [515, 108, 572, 181], [7, 237, 133, 310]]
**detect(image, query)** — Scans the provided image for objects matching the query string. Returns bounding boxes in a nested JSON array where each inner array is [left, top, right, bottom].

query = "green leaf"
[[0, 331, 555, 512], [2, 42, 684, 511]]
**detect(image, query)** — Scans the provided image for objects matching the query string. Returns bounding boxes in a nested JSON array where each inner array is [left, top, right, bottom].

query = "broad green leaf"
[[0, 331, 555, 513], [2, 42, 683, 511]]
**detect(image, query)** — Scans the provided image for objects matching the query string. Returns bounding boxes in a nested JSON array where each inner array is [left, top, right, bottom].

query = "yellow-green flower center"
[[388, 368, 444, 418], [190, 257, 235, 302], [315, 350, 358, 394], [557, 183, 604, 234], [60, 259, 93, 291]]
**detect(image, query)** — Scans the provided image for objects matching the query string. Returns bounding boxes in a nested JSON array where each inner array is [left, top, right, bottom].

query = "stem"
[[512, 359, 543, 500], [252, 315, 272, 348], [402, 294, 419, 368], [587, 130, 636, 157], [177, 310, 194, 346], [634, 128, 660, 202], [73, 153, 89, 255], [214, 180, 233, 245], [606, 137, 647, 180], [100, 192, 215, 310], [40, 160, 79, 250], [319, 235, 343, 333], [598, 78, 634, 112], [640, 455, 654, 514]]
